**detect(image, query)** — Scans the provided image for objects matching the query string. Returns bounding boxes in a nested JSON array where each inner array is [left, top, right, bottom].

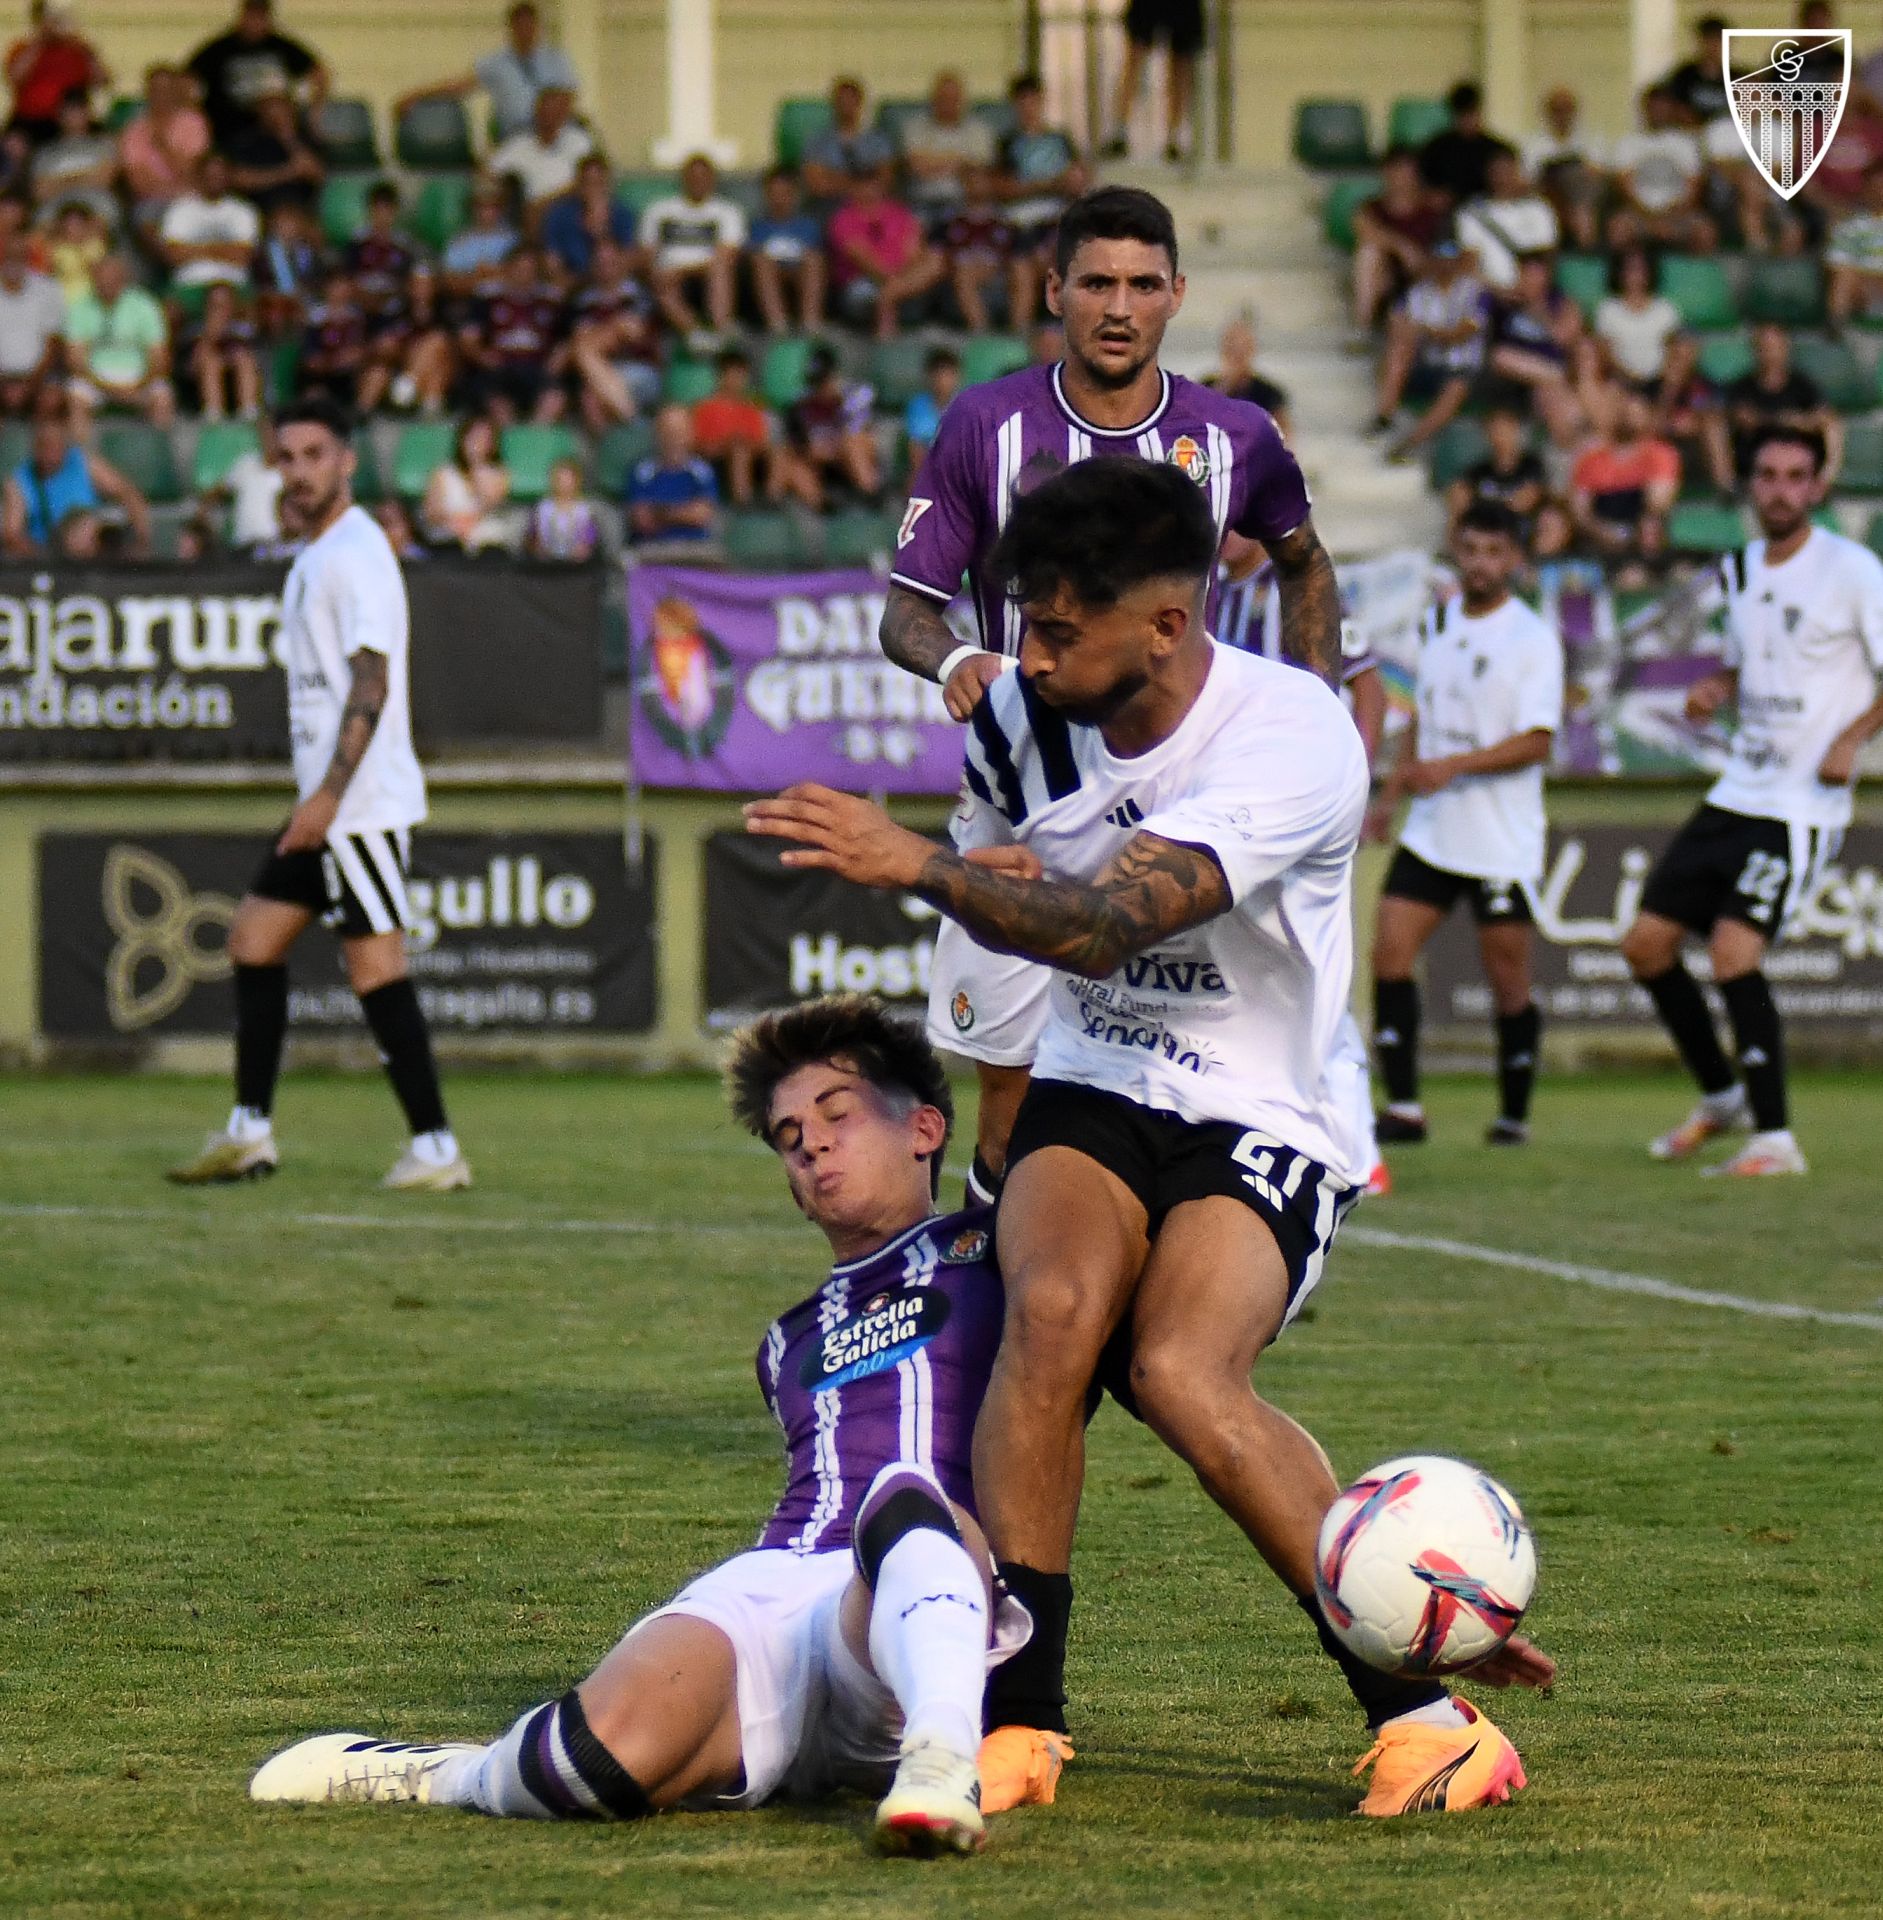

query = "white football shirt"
[[1708, 527, 1883, 832], [1399, 593, 1563, 885], [282, 504, 426, 834], [954, 643, 1371, 1184]]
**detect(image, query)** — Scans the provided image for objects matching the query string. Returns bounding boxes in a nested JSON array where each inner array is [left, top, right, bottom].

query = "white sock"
[[448, 1702, 556, 1817], [423, 1745, 489, 1808], [227, 1105, 272, 1143], [1703, 1086, 1747, 1117], [1383, 1696, 1470, 1731], [410, 1129, 460, 1166], [868, 1529, 988, 1759], [1386, 1101, 1425, 1121], [1748, 1127, 1795, 1150]]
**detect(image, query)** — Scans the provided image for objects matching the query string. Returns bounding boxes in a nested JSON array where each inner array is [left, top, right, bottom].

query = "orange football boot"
[[975, 1727, 1074, 1813], [1350, 1699, 1527, 1816]]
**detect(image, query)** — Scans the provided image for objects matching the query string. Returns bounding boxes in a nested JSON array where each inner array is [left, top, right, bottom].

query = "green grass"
[[2, 1069, 1880, 1919]]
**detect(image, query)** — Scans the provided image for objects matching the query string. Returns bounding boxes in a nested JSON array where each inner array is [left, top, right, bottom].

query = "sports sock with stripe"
[[869, 1527, 989, 1757], [1495, 1003, 1542, 1124], [982, 1562, 1071, 1736], [358, 978, 450, 1139], [1373, 977, 1421, 1107], [1718, 970, 1787, 1131], [1639, 962, 1735, 1096], [441, 1689, 650, 1819], [233, 963, 288, 1120]]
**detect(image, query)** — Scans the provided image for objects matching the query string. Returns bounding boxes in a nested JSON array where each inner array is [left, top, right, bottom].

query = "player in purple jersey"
[[249, 997, 1028, 1858], [879, 187, 1345, 1213]]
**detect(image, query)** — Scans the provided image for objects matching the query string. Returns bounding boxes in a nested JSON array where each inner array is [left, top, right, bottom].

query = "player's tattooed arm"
[[880, 582, 1004, 720], [1266, 518, 1343, 690], [318, 647, 390, 800]]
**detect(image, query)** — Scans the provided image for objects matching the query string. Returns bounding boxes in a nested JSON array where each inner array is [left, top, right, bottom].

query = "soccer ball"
[[1314, 1455, 1537, 1676]]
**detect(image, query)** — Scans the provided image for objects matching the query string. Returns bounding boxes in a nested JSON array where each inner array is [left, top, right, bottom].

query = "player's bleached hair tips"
[[990, 456, 1218, 610], [1054, 185, 1178, 278]]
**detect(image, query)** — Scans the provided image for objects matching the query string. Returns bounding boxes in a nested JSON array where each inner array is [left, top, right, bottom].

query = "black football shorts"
[[1383, 844, 1535, 925]]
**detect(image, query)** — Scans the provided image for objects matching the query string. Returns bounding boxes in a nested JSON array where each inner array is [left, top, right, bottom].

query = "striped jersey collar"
[[1051, 361, 1172, 438], [827, 1213, 940, 1280]]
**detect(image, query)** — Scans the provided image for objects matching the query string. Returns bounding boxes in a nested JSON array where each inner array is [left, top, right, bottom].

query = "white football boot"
[[381, 1147, 473, 1192], [166, 1129, 278, 1184], [1701, 1130, 1808, 1178], [250, 1733, 481, 1805], [1649, 1087, 1749, 1161], [872, 1735, 985, 1856]]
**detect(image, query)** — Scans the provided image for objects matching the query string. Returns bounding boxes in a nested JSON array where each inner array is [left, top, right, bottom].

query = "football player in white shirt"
[[749, 462, 1554, 1819], [1621, 425, 1883, 1176], [169, 397, 470, 1192], [1367, 501, 1564, 1147]]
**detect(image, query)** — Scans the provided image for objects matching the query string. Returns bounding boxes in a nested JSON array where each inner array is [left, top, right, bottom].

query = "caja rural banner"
[[37, 831, 656, 1039], [1425, 823, 1883, 1033], [0, 560, 605, 761], [627, 565, 967, 793]]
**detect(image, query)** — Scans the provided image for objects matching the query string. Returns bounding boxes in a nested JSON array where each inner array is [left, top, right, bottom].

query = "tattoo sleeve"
[[318, 648, 389, 800], [1265, 518, 1343, 690], [912, 831, 1232, 979], [880, 581, 965, 680]]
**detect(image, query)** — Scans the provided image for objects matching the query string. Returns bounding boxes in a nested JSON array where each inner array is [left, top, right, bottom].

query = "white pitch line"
[[0, 1202, 770, 1238], [1345, 1225, 1883, 1333]]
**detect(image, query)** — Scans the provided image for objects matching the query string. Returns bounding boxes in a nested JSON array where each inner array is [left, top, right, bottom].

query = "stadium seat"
[[875, 99, 928, 150], [1788, 334, 1868, 411], [1742, 256, 1825, 326], [724, 506, 809, 567], [775, 97, 834, 168], [393, 420, 456, 498], [761, 336, 816, 408], [502, 422, 581, 501], [970, 99, 1013, 139], [1658, 255, 1737, 330], [97, 422, 181, 503], [0, 418, 30, 478], [1321, 173, 1380, 251], [396, 97, 475, 170], [1294, 99, 1371, 171], [1835, 420, 1883, 493], [615, 172, 673, 224], [409, 174, 473, 252], [265, 337, 301, 409], [959, 334, 1029, 387], [1667, 500, 1747, 553], [662, 357, 717, 405], [1864, 508, 1883, 558], [192, 421, 262, 492], [595, 420, 656, 496], [1554, 252, 1608, 316], [167, 282, 211, 325], [1696, 328, 1754, 385], [351, 434, 385, 503], [106, 95, 141, 131], [315, 97, 379, 170], [868, 338, 931, 408], [823, 505, 901, 567], [319, 174, 383, 247], [721, 171, 767, 222], [1427, 419, 1489, 490], [1387, 97, 1449, 149]]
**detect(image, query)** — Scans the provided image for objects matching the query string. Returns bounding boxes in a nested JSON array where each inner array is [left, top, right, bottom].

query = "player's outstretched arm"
[[1265, 519, 1343, 690], [880, 582, 1004, 721], [276, 648, 390, 853]]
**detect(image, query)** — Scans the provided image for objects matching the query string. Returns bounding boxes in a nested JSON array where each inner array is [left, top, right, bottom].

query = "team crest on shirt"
[[950, 989, 975, 1032], [802, 1288, 953, 1390], [940, 1227, 989, 1265], [1168, 435, 1211, 486]]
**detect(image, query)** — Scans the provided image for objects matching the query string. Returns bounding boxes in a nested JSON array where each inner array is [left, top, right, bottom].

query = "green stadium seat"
[[1667, 500, 1747, 553], [760, 336, 816, 408], [615, 171, 674, 224], [1427, 419, 1489, 489], [876, 99, 928, 150], [1554, 253, 1609, 317], [721, 171, 767, 222], [823, 505, 900, 567], [396, 97, 475, 170], [319, 173, 383, 247], [1321, 173, 1380, 251], [724, 507, 807, 568], [106, 95, 141, 132], [0, 419, 30, 479], [192, 421, 262, 492], [1742, 255, 1824, 326], [1294, 99, 1372, 171], [662, 356, 717, 405], [775, 97, 834, 169], [97, 421, 181, 503], [501, 422, 581, 501], [959, 333, 1028, 387], [1836, 421, 1883, 492], [868, 337, 931, 408], [393, 420, 456, 498], [351, 433, 385, 503], [1696, 328, 1754, 385], [596, 420, 656, 496], [1387, 97, 1449, 149], [1864, 508, 1883, 558], [265, 336, 300, 409], [1788, 334, 1868, 411], [409, 174, 474, 252], [314, 97, 379, 170], [1658, 255, 1737, 329]]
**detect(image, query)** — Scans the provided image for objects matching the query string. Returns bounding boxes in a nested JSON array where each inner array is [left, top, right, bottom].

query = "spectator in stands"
[[1569, 385, 1679, 586], [457, 243, 567, 423], [1102, 0, 1203, 164], [1658, 355, 1734, 497], [526, 454, 601, 561], [1607, 85, 1715, 252], [904, 343, 958, 476], [395, 2, 578, 146], [641, 153, 744, 345], [1661, 14, 1730, 129], [1485, 250, 1583, 445], [179, 278, 262, 419], [42, 194, 101, 303], [1800, 89, 1883, 229], [827, 163, 941, 341], [1418, 82, 1513, 208], [197, 415, 278, 547], [1455, 148, 1558, 291], [566, 236, 661, 428], [1448, 403, 1570, 560], [162, 151, 261, 288], [941, 164, 1030, 334], [1202, 311, 1290, 437], [489, 84, 591, 226], [690, 343, 774, 505], [747, 165, 824, 335], [1373, 239, 1488, 462], [1724, 321, 1842, 482], [1585, 244, 1693, 429], [359, 261, 454, 416], [31, 88, 116, 226], [345, 181, 416, 320], [1350, 146, 1449, 334], [902, 70, 996, 217], [1520, 87, 1606, 252], [4, 3, 107, 147], [226, 79, 323, 217], [542, 152, 634, 277], [53, 499, 101, 553], [441, 176, 518, 294], [372, 495, 423, 560], [421, 411, 517, 552], [187, 0, 327, 149], [1827, 158, 1883, 328], [1029, 318, 1063, 365], [296, 265, 368, 406], [625, 401, 720, 549], [996, 74, 1083, 270], [119, 65, 211, 251], [252, 196, 323, 337], [800, 77, 894, 202], [1, 395, 148, 554], [0, 227, 60, 416], [64, 250, 173, 428], [774, 341, 879, 509]]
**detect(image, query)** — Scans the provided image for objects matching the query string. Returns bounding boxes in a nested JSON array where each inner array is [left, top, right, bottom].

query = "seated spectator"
[[1201, 312, 1290, 436], [1485, 250, 1583, 444], [903, 343, 958, 476], [1029, 318, 1063, 364], [296, 267, 368, 407], [641, 153, 743, 344], [1520, 86, 1606, 252], [1659, 358, 1733, 497], [1455, 148, 1558, 291], [53, 500, 102, 554], [173, 509, 221, 560], [457, 244, 567, 423], [489, 84, 590, 227], [1448, 403, 1570, 559], [690, 343, 773, 505], [162, 152, 261, 288], [625, 401, 719, 548], [1607, 86, 1715, 252], [395, 1, 578, 146], [42, 194, 102, 303], [826, 165, 941, 341], [1801, 98, 1883, 231], [359, 260, 454, 415], [65, 251, 174, 427], [226, 79, 323, 218], [940, 163, 1033, 334], [422, 412, 516, 551], [178, 277, 260, 419], [252, 196, 324, 337], [1418, 82, 1514, 208], [201, 413, 282, 549], [902, 70, 996, 218], [996, 73, 1083, 267], [525, 454, 601, 560], [372, 495, 423, 559], [1724, 321, 1842, 482], [1569, 385, 1679, 586], [1350, 146, 1449, 333], [187, 0, 328, 150], [344, 181, 417, 323], [1827, 159, 1883, 328], [800, 76, 894, 203], [1586, 245, 1693, 421], [6, 4, 110, 147], [118, 65, 211, 250], [747, 165, 824, 335], [775, 342, 879, 509], [441, 176, 518, 295], [0, 226, 60, 415], [1659, 13, 1729, 130], [1, 396, 148, 555], [566, 236, 661, 428], [1373, 240, 1488, 461], [30, 88, 115, 225], [542, 152, 634, 276]]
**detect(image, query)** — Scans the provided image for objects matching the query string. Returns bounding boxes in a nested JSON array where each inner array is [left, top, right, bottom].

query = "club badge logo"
[[1725, 29, 1851, 200], [950, 988, 975, 1032], [941, 1227, 989, 1264], [633, 593, 736, 758], [1168, 433, 1211, 485]]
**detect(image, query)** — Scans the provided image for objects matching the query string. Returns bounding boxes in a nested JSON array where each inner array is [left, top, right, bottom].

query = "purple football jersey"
[[890, 361, 1311, 654], [754, 1208, 1003, 1555]]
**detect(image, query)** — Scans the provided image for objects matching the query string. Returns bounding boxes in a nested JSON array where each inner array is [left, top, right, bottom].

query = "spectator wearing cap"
[[690, 345, 775, 505], [65, 249, 174, 428], [29, 86, 116, 226], [187, 0, 328, 149], [901, 70, 996, 217], [542, 151, 636, 277], [641, 153, 744, 345], [1418, 82, 1515, 208], [161, 151, 262, 288], [0, 225, 61, 416], [225, 79, 323, 217], [118, 65, 211, 250], [1, 396, 149, 555], [1350, 146, 1449, 333], [5, 2, 108, 147], [396, 2, 578, 146], [566, 236, 662, 428], [625, 402, 720, 551], [489, 84, 591, 224], [775, 343, 879, 510], [1373, 239, 1489, 461], [441, 175, 518, 296], [826, 164, 941, 342], [801, 77, 894, 202], [903, 344, 958, 477]]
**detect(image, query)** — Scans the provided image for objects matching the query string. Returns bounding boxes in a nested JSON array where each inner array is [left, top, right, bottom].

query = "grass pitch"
[[2, 1067, 1880, 1919]]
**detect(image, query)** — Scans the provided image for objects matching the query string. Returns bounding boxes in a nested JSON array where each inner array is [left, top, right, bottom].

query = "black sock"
[[1495, 1003, 1542, 1124], [233, 963, 288, 1116], [1373, 977, 1421, 1106], [966, 1150, 1003, 1208], [983, 1562, 1071, 1735], [357, 978, 449, 1136], [1296, 1593, 1447, 1729], [1640, 963, 1735, 1096], [1718, 971, 1787, 1130]]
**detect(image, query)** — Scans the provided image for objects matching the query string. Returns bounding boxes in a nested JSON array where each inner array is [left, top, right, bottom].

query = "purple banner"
[[626, 565, 966, 793]]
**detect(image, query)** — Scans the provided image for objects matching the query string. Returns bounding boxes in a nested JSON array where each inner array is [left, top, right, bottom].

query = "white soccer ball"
[[1314, 1454, 1537, 1676]]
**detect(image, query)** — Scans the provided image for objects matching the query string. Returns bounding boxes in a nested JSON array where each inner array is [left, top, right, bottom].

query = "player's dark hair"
[[990, 457, 1217, 610], [1447, 81, 1483, 116], [726, 994, 955, 1193], [272, 395, 353, 444], [1457, 499, 1522, 541], [367, 180, 399, 207], [1008, 71, 1044, 99], [1053, 185, 1179, 278], [1746, 422, 1826, 472]]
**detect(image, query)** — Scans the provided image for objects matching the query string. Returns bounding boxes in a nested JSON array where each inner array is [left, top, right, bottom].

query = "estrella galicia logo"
[[633, 593, 736, 759], [801, 1288, 952, 1391]]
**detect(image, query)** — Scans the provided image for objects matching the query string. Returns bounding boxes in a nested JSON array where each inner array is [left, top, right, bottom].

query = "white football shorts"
[[925, 918, 1051, 1068]]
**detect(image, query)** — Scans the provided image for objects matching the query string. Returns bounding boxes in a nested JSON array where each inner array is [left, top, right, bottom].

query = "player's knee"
[[1003, 1269, 1116, 1384], [1620, 918, 1674, 978], [853, 1462, 961, 1588]]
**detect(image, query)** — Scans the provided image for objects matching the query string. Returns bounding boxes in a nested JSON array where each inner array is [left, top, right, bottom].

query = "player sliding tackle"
[[750, 461, 1555, 1817], [252, 997, 1027, 1856]]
